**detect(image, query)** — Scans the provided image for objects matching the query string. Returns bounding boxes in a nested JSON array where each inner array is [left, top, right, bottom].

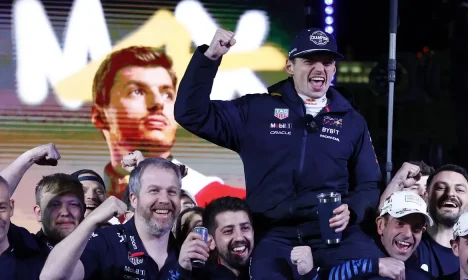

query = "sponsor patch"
[[274, 108, 289, 120]]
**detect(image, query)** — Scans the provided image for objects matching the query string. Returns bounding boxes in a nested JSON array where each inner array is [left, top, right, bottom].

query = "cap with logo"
[[453, 212, 468, 239], [288, 28, 344, 60], [380, 191, 434, 226]]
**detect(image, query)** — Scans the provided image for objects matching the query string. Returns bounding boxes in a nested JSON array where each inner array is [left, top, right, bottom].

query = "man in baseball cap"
[[313, 191, 435, 279], [443, 212, 468, 280], [288, 28, 344, 60], [176, 26, 383, 278]]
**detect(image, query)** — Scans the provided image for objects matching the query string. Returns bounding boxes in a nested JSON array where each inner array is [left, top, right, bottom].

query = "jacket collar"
[[267, 78, 352, 115]]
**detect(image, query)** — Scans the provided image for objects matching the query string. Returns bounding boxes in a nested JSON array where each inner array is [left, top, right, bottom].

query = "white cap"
[[453, 212, 468, 239], [380, 191, 433, 226], [181, 189, 198, 206]]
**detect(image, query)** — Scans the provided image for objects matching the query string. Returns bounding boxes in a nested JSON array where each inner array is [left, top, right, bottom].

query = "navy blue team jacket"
[[175, 45, 382, 236]]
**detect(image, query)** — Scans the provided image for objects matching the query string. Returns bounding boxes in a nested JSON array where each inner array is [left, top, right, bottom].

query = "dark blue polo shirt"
[[0, 224, 48, 280], [80, 217, 180, 280], [416, 232, 459, 278]]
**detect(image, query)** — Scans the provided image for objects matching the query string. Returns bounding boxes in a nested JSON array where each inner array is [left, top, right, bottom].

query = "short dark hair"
[[35, 173, 85, 208], [128, 158, 186, 196], [427, 164, 468, 189], [175, 206, 205, 248], [202, 196, 253, 236], [409, 161, 435, 177]]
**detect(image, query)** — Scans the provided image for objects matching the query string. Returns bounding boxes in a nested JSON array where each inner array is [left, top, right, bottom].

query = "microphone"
[[304, 114, 320, 133]]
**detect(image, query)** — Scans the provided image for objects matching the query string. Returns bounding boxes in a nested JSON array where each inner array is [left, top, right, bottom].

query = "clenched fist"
[[121, 150, 145, 173], [85, 196, 127, 226], [290, 246, 314, 276], [26, 143, 61, 166], [379, 257, 405, 280], [391, 162, 421, 189], [204, 28, 236, 60]]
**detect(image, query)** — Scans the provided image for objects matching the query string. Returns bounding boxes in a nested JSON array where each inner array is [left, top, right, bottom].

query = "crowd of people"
[[2, 27, 468, 280]]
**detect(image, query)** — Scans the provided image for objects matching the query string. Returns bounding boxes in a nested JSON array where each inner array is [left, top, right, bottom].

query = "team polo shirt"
[[0, 224, 48, 280], [80, 217, 180, 280], [416, 232, 459, 278]]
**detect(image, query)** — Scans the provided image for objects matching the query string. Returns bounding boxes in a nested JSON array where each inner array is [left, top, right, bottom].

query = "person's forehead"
[[181, 195, 193, 202], [80, 178, 105, 190], [113, 66, 173, 88], [432, 171, 468, 186], [215, 211, 251, 228], [140, 166, 179, 187], [41, 192, 81, 205]]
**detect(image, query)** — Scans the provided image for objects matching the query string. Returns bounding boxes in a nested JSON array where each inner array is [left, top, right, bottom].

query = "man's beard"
[[136, 204, 175, 237], [429, 196, 463, 228], [43, 222, 75, 245], [218, 240, 251, 270]]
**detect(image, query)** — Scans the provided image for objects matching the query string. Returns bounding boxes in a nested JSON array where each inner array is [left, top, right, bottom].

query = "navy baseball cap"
[[288, 28, 344, 60]]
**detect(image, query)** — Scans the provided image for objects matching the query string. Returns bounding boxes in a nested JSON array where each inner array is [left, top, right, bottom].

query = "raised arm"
[[174, 29, 248, 152], [378, 162, 421, 210], [40, 197, 127, 280], [0, 143, 60, 196]]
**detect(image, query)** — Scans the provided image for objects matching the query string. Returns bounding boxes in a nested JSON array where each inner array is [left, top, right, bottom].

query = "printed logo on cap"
[[309, 31, 329, 46]]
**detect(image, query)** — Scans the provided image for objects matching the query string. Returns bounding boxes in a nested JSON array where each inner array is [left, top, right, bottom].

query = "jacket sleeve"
[[317, 258, 380, 280], [343, 119, 382, 224], [174, 45, 247, 153]]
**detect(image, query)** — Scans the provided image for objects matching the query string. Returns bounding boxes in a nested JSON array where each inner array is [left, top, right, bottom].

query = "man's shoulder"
[[8, 224, 41, 252]]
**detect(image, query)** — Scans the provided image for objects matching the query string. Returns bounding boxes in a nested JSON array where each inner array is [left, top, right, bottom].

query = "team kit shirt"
[[0, 224, 50, 280], [80, 218, 180, 279], [417, 232, 459, 278]]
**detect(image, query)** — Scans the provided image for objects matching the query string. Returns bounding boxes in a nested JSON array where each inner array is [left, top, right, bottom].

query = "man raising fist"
[[175, 27, 382, 279]]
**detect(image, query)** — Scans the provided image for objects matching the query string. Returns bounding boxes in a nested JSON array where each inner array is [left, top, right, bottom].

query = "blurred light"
[[351, 66, 362, 73], [325, 26, 334, 34], [325, 0, 334, 5], [325, 16, 334, 25], [417, 52, 423, 58], [423, 46, 429, 53], [325, 6, 334, 15]]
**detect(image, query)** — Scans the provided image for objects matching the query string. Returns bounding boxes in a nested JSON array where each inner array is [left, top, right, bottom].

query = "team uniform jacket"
[[175, 45, 382, 236]]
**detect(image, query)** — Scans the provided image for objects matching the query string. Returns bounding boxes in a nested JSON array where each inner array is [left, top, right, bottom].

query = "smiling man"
[[40, 158, 185, 280], [175, 27, 382, 277], [417, 164, 468, 278], [176, 196, 254, 279]]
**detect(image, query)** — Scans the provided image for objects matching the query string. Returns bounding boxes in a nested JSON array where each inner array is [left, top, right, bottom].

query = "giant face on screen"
[[5, 0, 292, 231]]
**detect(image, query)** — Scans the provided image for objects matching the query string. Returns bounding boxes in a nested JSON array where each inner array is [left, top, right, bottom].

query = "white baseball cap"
[[380, 191, 433, 226], [453, 212, 468, 239], [181, 189, 197, 206]]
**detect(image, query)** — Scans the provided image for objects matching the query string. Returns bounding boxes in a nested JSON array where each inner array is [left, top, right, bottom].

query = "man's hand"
[[290, 246, 314, 276], [204, 28, 236, 60], [85, 196, 127, 226], [330, 204, 350, 232], [121, 151, 145, 173], [390, 162, 421, 189], [178, 232, 210, 271], [26, 143, 61, 166], [379, 257, 405, 280]]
